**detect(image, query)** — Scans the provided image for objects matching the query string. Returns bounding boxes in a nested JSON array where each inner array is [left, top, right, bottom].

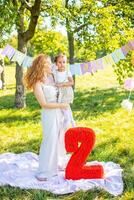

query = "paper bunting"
[[124, 78, 134, 91], [121, 41, 134, 56], [91, 58, 103, 72], [11, 50, 26, 66], [103, 54, 115, 67], [128, 40, 134, 50], [70, 63, 82, 76], [1, 45, 33, 67], [1, 45, 16, 59], [1, 40, 134, 72], [80, 62, 92, 74], [112, 49, 125, 63], [22, 56, 34, 68]]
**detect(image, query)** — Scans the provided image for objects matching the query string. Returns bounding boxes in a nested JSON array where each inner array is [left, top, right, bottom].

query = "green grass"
[[0, 65, 134, 200]]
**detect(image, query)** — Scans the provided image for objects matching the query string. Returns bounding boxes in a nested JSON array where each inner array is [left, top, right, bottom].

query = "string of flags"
[[70, 40, 134, 75], [0, 45, 34, 68], [0, 40, 134, 75]]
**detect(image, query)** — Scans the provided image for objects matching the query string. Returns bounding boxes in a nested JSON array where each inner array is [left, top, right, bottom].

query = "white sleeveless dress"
[[36, 84, 66, 179]]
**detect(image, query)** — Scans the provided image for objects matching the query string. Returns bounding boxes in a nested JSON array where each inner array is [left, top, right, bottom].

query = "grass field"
[[0, 65, 134, 200]]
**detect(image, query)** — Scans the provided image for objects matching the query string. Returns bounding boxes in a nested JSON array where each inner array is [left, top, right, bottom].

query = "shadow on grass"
[[0, 92, 39, 110], [73, 87, 132, 119], [0, 87, 132, 118], [0, 111, 40, 124], [2, 138, 40, 154]]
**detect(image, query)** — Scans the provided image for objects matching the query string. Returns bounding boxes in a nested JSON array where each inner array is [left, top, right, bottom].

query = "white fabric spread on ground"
[[0, 152, 123, 196]]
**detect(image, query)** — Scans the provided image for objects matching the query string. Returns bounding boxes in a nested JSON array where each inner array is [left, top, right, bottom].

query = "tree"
[[14, 0, 42, 108], [60, 0, 134, 84], [0, 0, 67, 108], [1, 0, 42, 108], [30, 29, 68, 59]]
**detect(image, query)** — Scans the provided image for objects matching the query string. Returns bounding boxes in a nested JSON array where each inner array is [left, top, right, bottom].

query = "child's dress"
[[53, 70, 75, 128]]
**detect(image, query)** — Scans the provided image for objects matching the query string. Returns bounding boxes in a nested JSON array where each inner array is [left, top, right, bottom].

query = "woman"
[[25, 54, 69, 181]]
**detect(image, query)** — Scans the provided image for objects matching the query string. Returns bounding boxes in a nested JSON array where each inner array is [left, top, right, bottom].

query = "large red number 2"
[[65, 127, 104, 180]]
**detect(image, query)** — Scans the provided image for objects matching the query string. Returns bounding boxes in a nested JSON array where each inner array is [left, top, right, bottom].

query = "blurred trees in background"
[[0, 0, 134, 107]]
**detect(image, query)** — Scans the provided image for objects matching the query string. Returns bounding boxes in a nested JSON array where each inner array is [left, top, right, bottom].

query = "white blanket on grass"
[[0, 152, 123, 196]]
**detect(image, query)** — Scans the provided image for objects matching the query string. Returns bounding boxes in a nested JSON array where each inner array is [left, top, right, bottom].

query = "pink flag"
[[80, 62, 92, 74], [124, 78, 134, 90]]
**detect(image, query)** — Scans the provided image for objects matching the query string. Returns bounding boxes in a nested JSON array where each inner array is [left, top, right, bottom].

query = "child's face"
[[56, 56, 67, 71]]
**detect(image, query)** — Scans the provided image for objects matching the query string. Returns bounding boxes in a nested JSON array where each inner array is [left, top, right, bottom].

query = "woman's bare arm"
[[33, 82, 69, 109]]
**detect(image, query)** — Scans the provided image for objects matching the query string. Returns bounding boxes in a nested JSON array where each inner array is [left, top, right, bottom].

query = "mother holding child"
[[25, 53, 75, 181]]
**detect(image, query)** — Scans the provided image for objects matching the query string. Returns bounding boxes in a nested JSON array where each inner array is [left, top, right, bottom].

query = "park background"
[[0, 0, 134, 199]]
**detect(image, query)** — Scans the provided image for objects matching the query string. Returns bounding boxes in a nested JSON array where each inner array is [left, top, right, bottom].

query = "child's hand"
[[55, 83, 64, 88]]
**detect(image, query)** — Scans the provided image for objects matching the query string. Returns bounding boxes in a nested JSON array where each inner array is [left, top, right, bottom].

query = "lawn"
[[0, 65, 134, 200]]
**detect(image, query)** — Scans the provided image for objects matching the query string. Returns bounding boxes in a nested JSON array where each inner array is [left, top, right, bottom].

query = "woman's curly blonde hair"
[[24, 54, 51, 90]]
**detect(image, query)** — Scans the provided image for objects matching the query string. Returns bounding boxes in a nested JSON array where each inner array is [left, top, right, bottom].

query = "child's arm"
[[56, 76, 74, 88], [33, 82, 69, 109]]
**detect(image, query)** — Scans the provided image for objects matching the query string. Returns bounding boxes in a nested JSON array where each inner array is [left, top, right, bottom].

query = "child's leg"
[[62, 106, 76, 128], [70, 108, 76, 127]]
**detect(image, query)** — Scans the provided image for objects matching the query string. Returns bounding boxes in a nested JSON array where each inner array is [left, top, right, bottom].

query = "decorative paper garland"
[[0, 40, 134, 75]]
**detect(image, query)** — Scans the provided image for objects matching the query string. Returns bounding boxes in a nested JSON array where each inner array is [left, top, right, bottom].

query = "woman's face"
[[44, 57, 52, 75]]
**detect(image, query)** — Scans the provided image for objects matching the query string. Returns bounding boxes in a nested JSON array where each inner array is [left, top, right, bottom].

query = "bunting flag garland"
[[121, 41, 134, 56], [128, 40, 134, 50], [80, 62, 92, 74], [92, 58, 103, 72], [11, 50, 26, 66], [70, 63, 81, 76], [70, 39, 134, 76], [0, 40, 134, 74], [22, 56, 34, 68], [111, 49, 126, 63], [0, 44, 33, 68], [1, 44, 15, 59], [103, 54, 115, 68]]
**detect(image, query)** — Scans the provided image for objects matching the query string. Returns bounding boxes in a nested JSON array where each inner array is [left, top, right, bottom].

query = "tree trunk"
[[1, 70, 5, 90], [67, 31, 74, 64], [14, 0, 41, 108], [15, 33, 27, 108], [0, 59, 5, 89], [67, 31, 75, 88]]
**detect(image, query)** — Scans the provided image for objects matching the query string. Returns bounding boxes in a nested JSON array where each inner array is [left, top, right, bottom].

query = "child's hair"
[[54, 53, 67, 63], [24, 54, 51, 90]]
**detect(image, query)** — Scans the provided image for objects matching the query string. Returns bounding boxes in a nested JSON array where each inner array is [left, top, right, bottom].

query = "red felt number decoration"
[[65, 127, 104, 180]]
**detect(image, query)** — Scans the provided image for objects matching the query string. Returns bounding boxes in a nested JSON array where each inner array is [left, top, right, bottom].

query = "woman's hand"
[[60, 103, 70, 109]]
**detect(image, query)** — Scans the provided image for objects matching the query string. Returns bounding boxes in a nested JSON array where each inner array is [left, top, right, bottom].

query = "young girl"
[[53, 53, 75, 128], [25, 54, 69, 181]]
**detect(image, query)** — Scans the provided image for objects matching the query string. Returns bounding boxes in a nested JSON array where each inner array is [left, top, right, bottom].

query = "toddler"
[[53, 53, 75, 128]]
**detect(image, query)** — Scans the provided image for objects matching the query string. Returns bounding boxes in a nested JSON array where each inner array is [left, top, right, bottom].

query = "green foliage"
[[113, 54, 134, 84], [30, 28, 68, 59], [1, 0, 134, 84], [73, 1, 134, 84], [0, 1, 17, 46]]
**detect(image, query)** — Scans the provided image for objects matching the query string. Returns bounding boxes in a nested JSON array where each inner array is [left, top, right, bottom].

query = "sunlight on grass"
[[0, 65, 134, 199]]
